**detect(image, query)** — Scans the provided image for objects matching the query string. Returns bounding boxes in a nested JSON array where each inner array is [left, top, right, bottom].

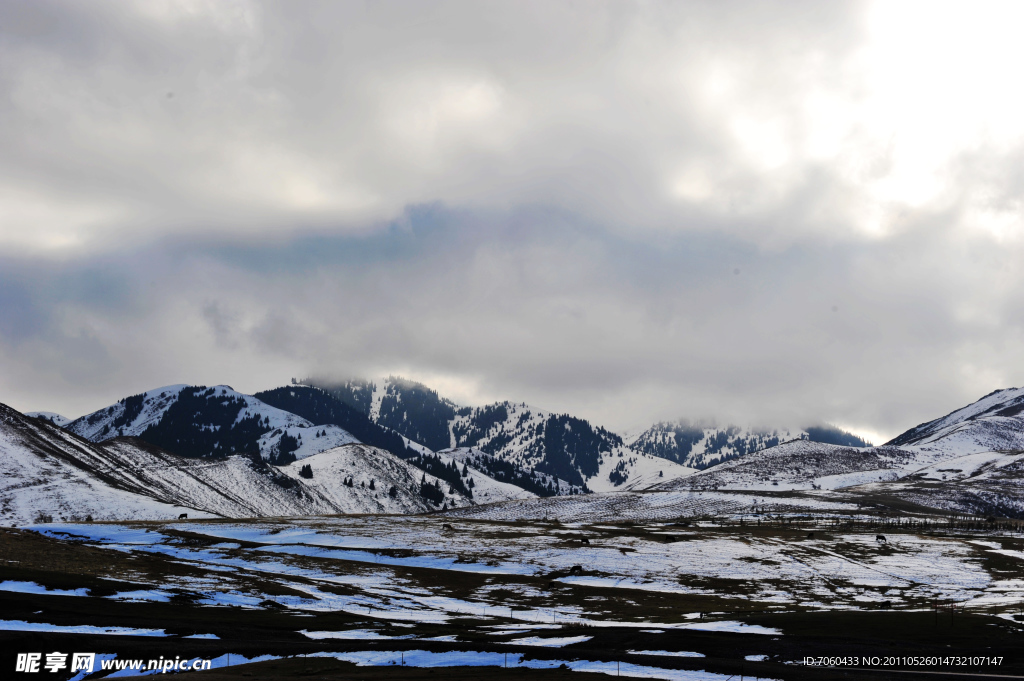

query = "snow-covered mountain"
[[650, 387, 1024, 517], [307, 376, 696, 493], [17, 381, 1024, 519], [54, 383, 565, 507], [318, 376, 457, 452], [656, 439, 915, 492], [886, 386, 1024, 453], [442, 447, 570, 498], [849, 449, 1024, 518], [25, 411, 72, 427], [436, 448, 542, 505], [626, 421, 870, 469], [1, 401, 470, 525], [66, 385, 357, 465]]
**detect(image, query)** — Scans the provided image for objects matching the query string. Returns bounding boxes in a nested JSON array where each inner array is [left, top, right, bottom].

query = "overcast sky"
[[3, 0, 1024, 442]]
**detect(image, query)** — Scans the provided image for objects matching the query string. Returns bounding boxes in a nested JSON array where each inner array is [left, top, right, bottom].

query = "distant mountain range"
[[625, 421, 869, 469], [28, 375, 876, 492], [6, 378, 1024, 524], [656, 386, 1024, 517], [306, 376, 871, 483], [307, 376, 693, 493]]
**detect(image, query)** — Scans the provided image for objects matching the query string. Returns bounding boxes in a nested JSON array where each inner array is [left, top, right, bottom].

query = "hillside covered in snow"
[[1, 401, 472, 525], [643, 387, 1024, 517], [66, 385, 357, 465], [18, 378, 1024, 522]]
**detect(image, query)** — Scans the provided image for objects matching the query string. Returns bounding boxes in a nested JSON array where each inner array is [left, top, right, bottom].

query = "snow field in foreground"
[[29, 512, 1022, 629]]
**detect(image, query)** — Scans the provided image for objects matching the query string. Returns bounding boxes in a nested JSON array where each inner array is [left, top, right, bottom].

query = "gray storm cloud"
[[2, 0, 1024, 441]]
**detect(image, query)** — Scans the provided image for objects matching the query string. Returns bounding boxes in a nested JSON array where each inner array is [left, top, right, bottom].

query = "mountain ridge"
[[304, 376, 696, 493], [1, 400, 473, 525]]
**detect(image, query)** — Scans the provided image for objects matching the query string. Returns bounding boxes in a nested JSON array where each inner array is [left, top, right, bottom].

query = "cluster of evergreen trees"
[[304, 377, 375, 414], [465, 454, 564, 497], [277, 431, 301, 463], [534, 414, 617, 487], [255, 386, 423, 462], [374, 378, 456, 451], [306, 376, 458, 452], [803, 425, 870, 448], [139, 387, 274, 461], [452, 403, 509, 448], [408, 452, 472, 498], [112, 393, 146, 430], [419, 476, 446, 505], [608, 459, 629, 486]]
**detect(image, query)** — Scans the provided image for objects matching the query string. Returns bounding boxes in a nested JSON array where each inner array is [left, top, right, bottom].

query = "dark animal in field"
[[876, 535, 887, 543], [569, 565, 583, 575], [579, 537, 590, 545], [178, 513, 188, 519], [881, 600, 892, 610], [806, 532, 815, 538]]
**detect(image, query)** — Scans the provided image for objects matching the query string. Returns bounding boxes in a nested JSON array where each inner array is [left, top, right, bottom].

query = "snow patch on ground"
[[0, 620, 167, 636], [0, 581, 89, 597]]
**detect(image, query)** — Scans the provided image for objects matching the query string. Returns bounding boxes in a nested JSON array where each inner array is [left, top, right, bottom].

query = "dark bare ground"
[[3, 600, 1021, 681]]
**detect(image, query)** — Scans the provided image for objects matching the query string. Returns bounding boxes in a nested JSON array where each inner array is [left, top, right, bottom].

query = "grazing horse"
[[178, 513, 188, 519], [876, 535, 887, 543]]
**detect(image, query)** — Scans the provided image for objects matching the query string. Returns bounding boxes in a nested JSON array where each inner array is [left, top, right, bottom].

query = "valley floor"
[[3, 506, 1024, 680]]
